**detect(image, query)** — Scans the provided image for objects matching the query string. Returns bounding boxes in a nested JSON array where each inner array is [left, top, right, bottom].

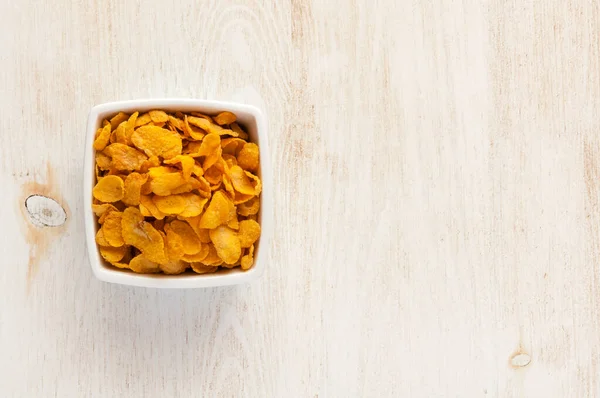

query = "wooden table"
[[1, 0, 599, 396]]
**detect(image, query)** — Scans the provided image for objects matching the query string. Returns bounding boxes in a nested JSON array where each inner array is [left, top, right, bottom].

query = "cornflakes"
[[193, 133, 220, 157], [123, 112, 139, 145], [100, 245, 129, 263], [93, 175, 124, 202], [165, 224, 185, 261], [92, 203, 118, 217], [150, 172, 187, 196], [122, 172, 148, 206], [209, 225, 241, 264], [237, 196, 259, 216], [153, 194, 187, 215], [131, 125, 182, 159], [135, 112, 152, 127], [170, 220, 202, 255], [241, 245, 254, 270], [229, 166, 261, 196], [178, 193, 208, 218], [109, 112, 129, 130], [190, 263, 218, 274], [114, 121, 128, 144], [93, 123, 111, 151], [149, 110, 169, 123], [96, 152, 112, 170], [213, 111, 236, 125], [128, 254, 161, 273], [104, 143, 148, 171], [160, 260, 188, 274], [93, 109, 262, 273], [198, 191, 234, 229], [96, 228, 109, 246], [102, 211, 125, 247], [238, 219, 260, 248], [237, 143, 259, 172]]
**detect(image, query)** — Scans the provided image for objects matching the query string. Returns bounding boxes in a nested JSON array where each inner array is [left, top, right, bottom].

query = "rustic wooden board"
[[1, 0, 599, 396]]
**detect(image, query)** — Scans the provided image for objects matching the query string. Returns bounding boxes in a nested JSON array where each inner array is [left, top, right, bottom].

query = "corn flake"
[[170, 220, 202, 255], [104, 143, 148, 171], [103, 211, 125, 247], [93, 175, 124, 202], [238, 219, 261, 248], [213, 111, 236, 125], [198, 191, 234, 229], [131, 125, 182, 159], [227, 212, 239, 230], [190, 263, 218, 274], [110, 112, 129, 130], [229, 166, 261, 196], [100, 245, 129, 263], [96, 228, 109, 246], [209, 225, 241, 264], [165, 224, 185, 261], [237, 196, 260, 216], [149, 110, 169, 123], [150, 171, 187, 196], [160, 260, 188, 274], [135, 112, 152, 127], [128, 254, 161, 273], [93, 123, 112, 151], [178, 193, 208, 218], [241, 245, 255, 270], [122, 172, 148, 206], [92, 203, 118, 217], [121, 112, 139, 145], [153, 194, 187, 215], [194, 133, 221, 158], [237, 143, 259, 172], [96, 152, 112, 170]]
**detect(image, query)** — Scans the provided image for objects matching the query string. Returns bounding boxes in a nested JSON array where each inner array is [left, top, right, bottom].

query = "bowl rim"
[[84, 98, 272, 288]]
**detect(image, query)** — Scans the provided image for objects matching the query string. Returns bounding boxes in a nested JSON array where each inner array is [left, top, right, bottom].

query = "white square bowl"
[[83, 99, 272, 288]]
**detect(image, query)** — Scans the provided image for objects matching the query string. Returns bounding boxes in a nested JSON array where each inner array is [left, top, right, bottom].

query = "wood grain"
[[1, 0, 600, 396]]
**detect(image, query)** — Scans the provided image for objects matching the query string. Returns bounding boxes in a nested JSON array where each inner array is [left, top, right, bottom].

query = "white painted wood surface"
[[1, 0, 599, 396]]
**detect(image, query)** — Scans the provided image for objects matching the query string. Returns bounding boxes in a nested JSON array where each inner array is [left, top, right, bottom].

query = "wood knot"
[[510, 352, 531, 368], [24, 194, 67, 227]]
